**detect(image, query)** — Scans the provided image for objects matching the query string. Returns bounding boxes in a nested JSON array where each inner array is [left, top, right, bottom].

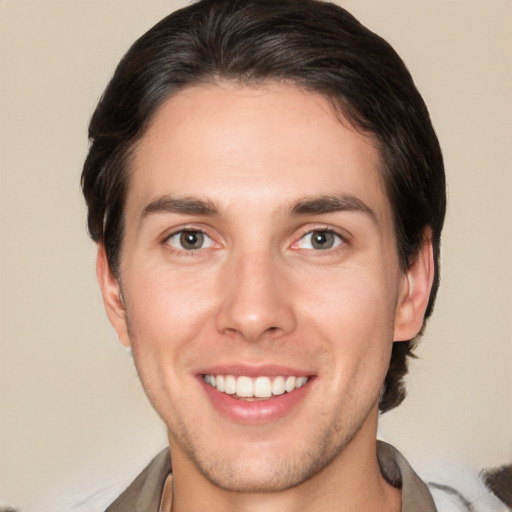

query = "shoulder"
[[105, 448, 172, 512], [378, 441, 438, 512], [384, 444, 510, 512], [426, 465, 510, 512]]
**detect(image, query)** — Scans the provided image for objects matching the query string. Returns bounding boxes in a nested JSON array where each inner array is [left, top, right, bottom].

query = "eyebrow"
[[290, 195, 377, 223], [140, 193, 377, 223], [141, 196, 220, 219]]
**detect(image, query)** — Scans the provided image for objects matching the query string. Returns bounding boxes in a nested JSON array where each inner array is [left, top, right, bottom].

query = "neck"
[[167, 411, 401, 512]]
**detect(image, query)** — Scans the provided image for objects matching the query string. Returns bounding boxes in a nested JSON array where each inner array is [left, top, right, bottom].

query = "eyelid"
[[161, 222, 213, 239]]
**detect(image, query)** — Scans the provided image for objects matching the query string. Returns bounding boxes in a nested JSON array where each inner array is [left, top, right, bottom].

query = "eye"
[[295, 230, 343, 250], [166, 230, 214, 251]]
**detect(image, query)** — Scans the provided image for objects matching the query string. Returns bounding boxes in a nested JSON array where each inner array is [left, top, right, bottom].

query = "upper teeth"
[[203, 374, 309, 398]]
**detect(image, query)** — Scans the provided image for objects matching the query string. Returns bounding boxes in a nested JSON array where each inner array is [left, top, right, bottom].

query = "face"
[[99, 83, 431, 493]]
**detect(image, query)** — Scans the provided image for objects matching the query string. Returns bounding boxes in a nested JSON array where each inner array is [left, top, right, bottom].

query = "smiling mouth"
[[202, 374, 309, 400]]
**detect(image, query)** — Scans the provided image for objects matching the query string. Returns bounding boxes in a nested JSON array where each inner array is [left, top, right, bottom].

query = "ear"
[[96, 244, 131, 348], [393, 232, 435, 342]]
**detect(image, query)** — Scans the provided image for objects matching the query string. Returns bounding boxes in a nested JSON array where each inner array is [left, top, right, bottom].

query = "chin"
[[184, 426, 355, 494], [197, 452, 321, 493]]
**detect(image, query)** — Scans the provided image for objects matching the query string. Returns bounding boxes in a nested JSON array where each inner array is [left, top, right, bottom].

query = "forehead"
[[127, 82, 389, 222]]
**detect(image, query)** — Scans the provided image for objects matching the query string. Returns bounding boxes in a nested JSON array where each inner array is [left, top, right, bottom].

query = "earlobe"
[[393, 233, 435, 342], [96, 244, 131, 348]]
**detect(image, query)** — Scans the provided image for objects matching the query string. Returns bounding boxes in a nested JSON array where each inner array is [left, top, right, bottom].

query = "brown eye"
[[311, 231, 335, 249], [166, 230, 213, 251], [180, 231, 204, 250]]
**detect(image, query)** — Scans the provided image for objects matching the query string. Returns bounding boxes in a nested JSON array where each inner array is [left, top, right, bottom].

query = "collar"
[[106, 441, 437, 512]]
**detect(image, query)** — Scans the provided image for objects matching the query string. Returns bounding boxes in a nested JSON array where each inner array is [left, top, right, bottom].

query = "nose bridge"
[[216, 246, 296, 342]]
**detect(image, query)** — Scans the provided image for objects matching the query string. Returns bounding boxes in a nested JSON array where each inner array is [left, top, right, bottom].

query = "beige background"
[[1, 0, 511, 509]]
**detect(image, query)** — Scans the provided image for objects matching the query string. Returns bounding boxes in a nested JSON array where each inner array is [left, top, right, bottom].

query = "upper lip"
[[196, 363, 314, 378]]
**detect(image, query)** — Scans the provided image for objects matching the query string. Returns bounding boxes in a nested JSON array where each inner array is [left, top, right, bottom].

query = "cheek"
[[123, 268, 220, 416], [123, 266, 218, 359], [302, 263, 397, 332], [299, 265, 397, 375]]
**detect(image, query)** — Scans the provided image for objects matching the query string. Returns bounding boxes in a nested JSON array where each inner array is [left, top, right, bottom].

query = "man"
[[81, 0, 446, 510]]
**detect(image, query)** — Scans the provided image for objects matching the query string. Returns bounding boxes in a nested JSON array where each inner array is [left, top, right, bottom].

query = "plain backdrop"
[[1, 1, 511, 510]]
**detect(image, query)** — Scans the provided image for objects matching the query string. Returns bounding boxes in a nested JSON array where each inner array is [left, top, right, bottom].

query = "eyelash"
[[161, 226, 348, 255]]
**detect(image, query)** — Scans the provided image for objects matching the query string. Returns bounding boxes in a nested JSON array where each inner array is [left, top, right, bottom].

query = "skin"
[[98, 82, 434, 512]]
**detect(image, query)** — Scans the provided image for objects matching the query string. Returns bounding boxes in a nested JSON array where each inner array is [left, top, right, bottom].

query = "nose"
[[215, 249, 297, 343]]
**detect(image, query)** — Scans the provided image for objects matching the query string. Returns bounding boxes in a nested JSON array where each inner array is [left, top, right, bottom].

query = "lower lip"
[[200, 378, 313, 425]]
